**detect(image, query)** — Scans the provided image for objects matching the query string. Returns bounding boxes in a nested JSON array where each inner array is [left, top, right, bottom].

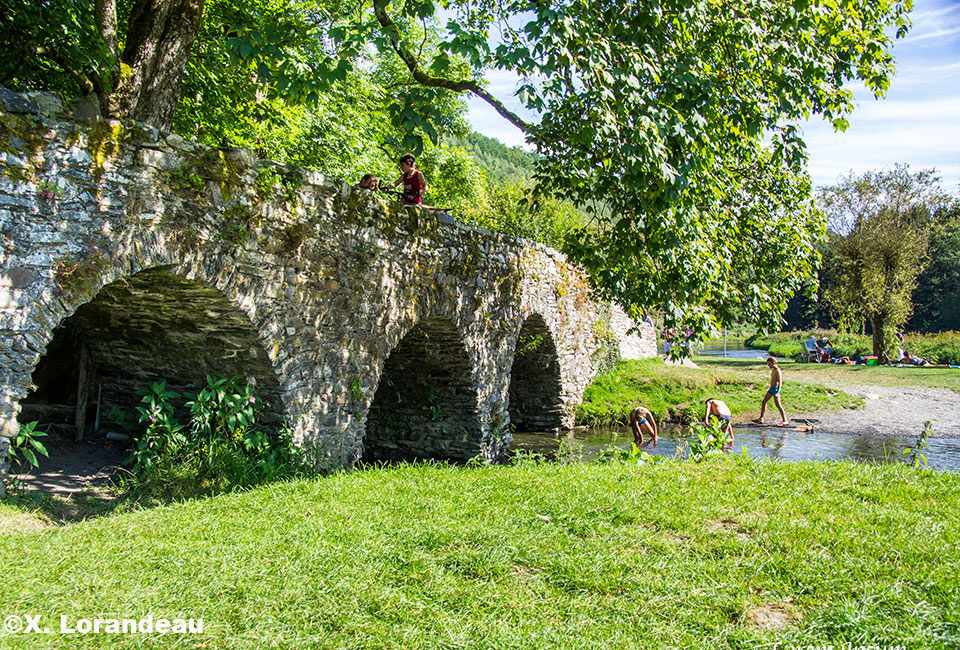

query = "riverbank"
[[575, 358, 864, 428], [578, 356, 960, 438], [695, 357, 960, 438], [1, 460, 957, 648]]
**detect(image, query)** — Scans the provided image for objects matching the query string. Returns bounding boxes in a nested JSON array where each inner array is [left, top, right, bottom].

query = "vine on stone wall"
[[164, 164, 205, 194], [590, 303, 622, 374], [53, 248, 109, 299]]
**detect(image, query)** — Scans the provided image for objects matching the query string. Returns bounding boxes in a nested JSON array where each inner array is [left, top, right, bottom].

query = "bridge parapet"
[[0, 89, 655, 488]]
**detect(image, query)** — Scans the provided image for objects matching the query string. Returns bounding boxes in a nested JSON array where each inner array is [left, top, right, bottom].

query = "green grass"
[[576, 358, 862, 426], [747, 330, 960, 365], [1, 459, 958, 648], [696, 357, 960, 393]]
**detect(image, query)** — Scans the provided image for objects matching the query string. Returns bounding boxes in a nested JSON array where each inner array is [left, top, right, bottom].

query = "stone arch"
[[507, 313, 565, 432], [363, 316, 481, 462], [18, 265, 285, 440]]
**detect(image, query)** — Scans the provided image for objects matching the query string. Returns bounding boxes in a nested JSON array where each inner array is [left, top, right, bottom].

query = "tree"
[[2, 0, 914, 343], [908, 202, 960, 332], [818, 166, 953, 361]]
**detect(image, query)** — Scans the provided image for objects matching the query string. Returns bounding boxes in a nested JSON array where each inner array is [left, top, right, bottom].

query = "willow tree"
[[819, 166, 953, 361], [1, 0, 915, 341]]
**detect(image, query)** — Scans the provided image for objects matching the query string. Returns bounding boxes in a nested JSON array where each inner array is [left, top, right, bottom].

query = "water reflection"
[[512, 424, 960, 471], [658, 338, 771, 360]]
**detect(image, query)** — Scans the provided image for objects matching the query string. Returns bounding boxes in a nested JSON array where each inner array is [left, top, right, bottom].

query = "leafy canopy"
[[354, 0, 912, 341], [1, 0, 915, 343]]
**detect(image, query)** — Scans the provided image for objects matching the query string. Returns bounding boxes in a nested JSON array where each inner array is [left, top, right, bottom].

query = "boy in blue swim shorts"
[[753, 357, 788, 426]]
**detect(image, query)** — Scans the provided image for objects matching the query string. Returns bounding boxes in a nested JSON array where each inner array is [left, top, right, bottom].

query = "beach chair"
[[802, 339, 820, 363]]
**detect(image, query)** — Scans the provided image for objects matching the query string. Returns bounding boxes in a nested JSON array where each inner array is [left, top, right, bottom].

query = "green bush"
[[749, 329, 960, 364], [903, 331, 960, 365], [110, 375, 303, 498], [459, 181, 586, 249], [748, 329, 872, 360]]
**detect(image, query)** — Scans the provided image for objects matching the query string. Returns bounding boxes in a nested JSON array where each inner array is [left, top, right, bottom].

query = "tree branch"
[[371, 0, 534, 134], [35, 46, 94, 97]]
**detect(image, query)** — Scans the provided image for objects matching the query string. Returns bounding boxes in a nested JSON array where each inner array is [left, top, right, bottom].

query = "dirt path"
[[16, 428, 127, 494], [795, 384, 960, 438]]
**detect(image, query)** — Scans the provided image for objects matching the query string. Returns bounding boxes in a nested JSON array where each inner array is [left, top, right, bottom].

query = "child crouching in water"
[[629, 405, 658, 446]]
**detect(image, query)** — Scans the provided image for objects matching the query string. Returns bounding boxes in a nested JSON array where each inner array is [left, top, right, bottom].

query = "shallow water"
[[512, 424, 960, 471], [659, 337, 772, 360]]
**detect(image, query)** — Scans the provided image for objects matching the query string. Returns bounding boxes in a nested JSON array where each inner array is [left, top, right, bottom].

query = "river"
[[512, 424, 960, 471]]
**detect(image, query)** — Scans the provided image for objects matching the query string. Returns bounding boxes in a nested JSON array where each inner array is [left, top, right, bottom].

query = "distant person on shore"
[[818, 338, 833, 363], [753, 357, 788, 426], [703, 398, 734, 443], [804, 335, 823, 363], [384, 154, 428, 205], [629, 405, 658, 446], [663, 327, 675, 358], [900, 351, 931, 366]]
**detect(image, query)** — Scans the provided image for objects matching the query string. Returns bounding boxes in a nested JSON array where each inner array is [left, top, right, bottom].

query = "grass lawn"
[[1, 459, 958, 649], [711, 357, 960, 393], [576, 358, 863, 426]]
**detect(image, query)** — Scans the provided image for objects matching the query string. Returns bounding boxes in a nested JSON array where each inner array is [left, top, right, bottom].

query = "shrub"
[[747, 329, 960, 363], [111, 375, 303, 497], [749, 329, 872, 360], [904, 331, 960, 365]]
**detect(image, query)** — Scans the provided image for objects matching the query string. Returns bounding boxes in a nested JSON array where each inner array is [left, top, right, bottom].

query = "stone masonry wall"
[[0, 89, 655, 487]]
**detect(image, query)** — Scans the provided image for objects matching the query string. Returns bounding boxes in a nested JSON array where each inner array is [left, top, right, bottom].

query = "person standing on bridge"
[[385, 154, 428, 206], [629, 405, 658, 446], [357, 174, 379, 191]]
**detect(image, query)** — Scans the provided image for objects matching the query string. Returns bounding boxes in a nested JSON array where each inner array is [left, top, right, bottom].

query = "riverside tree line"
[[785, 165, 960, 362]]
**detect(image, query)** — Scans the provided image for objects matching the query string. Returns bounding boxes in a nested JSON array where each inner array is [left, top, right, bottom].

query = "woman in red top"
[[386, 154, 428, 205]]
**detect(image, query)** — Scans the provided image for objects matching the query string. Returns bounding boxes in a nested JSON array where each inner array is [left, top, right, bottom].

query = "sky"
[[465, 0, 960, 193]]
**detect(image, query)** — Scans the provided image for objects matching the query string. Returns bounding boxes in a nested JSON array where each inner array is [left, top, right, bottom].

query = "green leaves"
[[7, 421, 49, 473]]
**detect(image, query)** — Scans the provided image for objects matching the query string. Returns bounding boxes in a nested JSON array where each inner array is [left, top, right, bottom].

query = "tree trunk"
[[110, 0, 206, 130], [871, 314, 889, 363]]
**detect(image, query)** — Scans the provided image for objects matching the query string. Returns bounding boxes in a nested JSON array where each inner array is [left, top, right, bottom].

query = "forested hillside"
[[448, 132, 535, 185]]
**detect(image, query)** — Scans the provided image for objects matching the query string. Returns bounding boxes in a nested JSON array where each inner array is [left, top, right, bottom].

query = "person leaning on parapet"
[[629, 404, 659, 446], [753, 357, 788, 426], [384, 154, 428, 206], [357, 174, 379, 191], [703, 398, 734, 443]]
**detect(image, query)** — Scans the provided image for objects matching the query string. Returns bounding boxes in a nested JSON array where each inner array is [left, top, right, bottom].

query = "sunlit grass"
[[576, 358, 862, 427], [697, 356, 960, 393], [1, 459, 958, 648]]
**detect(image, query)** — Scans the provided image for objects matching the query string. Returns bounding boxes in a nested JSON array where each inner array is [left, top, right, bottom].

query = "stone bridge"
[[0, 90, 655, 486]]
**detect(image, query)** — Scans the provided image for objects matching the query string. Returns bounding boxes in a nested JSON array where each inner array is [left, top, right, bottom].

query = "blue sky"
[[465, 0, 960, 193]]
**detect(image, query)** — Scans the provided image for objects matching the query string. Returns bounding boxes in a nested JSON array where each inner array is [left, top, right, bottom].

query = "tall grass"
[[747, 329, 960, 364]]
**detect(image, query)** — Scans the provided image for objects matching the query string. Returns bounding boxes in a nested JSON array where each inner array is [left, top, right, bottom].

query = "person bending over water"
[[703, 398, 734, 443], [629, 405, 658, 446], [753, 357, 788, 426]]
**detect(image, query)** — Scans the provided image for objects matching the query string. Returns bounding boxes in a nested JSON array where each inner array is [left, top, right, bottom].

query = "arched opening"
[[17, 266, 282, 492], [364, 318, 480, 462], [508, 314, 564, 431]]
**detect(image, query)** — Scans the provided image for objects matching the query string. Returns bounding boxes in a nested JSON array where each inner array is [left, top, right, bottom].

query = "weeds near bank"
[[903, 420, 933, 468]]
